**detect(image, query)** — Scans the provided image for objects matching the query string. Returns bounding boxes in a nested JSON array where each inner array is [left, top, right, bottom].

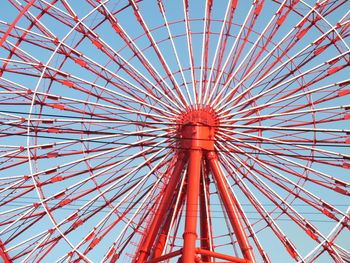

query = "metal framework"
[[0, 0, 349, 262]]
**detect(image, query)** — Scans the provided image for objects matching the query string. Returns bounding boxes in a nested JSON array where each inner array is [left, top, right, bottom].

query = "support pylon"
[[0, 241, 11, 263], [135, 108, 256, 263]]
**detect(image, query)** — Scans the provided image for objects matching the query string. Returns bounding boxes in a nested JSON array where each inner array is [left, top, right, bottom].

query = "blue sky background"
[[0, 0, 349, 262]]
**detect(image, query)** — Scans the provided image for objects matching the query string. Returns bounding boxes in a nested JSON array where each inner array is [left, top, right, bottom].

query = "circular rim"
[[0, 0, 349, 262]]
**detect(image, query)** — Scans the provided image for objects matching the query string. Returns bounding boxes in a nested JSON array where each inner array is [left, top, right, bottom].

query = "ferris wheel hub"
[[178, 107, 218, 151]]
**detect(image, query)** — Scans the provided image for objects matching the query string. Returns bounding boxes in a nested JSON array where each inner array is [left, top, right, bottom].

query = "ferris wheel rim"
[[0, 0, 349, 262]]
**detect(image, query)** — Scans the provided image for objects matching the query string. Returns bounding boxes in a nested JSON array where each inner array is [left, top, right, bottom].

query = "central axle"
[[178, 108, 217, 151]]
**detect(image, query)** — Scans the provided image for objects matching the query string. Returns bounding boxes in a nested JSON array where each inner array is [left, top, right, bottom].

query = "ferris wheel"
[[0, 0, 349, 262]]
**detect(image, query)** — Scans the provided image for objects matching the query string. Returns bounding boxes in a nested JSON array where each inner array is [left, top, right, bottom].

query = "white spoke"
[[67, 149, 169, 253], [218, 140, 345, 261], [182, 0, 197, 105], [216, 142, 305, 262], [217, 133, 348, 217], [215, 11, 350, 111], [221, 80, 350, 120], [158, 0, 191, 105], [218, 129, 349, 187]]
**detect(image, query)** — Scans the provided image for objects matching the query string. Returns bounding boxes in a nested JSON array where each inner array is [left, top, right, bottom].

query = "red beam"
[[0, 241, 11, 263], [199, 172, 212, 262], [207, 151, 256, 263], [136, 155, 186, 263], [182, 149, 203, 262], [196, 248, 250, 263], [145, 249, 182, 263]]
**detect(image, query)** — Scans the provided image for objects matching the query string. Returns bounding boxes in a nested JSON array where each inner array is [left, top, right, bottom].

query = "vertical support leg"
[[0, 241, 11, 263], [199, 171, 212, 262], [152, 190, 177, 259], [182, 149, 202, 262], [136, 155, 186, 263], [152, 176, 185, 259], [207, 151, 256, 263]]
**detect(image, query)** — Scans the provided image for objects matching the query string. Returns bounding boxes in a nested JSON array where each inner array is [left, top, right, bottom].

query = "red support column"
[[135, 155, 186, 263], [0, 241, 11, 263], [152, 219, 172, 259], [152, 194, 178, 258], [199, 172, 212, 262], [207, 151, 256, 263], [182, 149, 202, 262], [195, 248, 250, 263]]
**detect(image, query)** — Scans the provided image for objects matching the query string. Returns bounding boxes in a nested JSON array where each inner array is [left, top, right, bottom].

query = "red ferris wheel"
[[0, 0, 349, 262]]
